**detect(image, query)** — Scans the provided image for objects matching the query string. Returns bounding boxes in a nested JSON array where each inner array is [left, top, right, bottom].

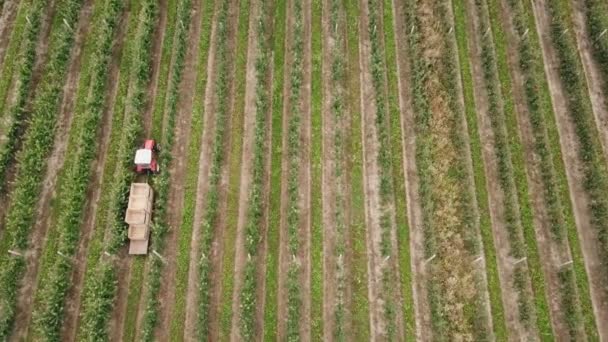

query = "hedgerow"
[[583, 0, 608, 94], [138, 0, 193, 340], [283, 0, 305, 339], [196, 0, 234, 337], [366, 0, 399, 338], [76, 1, 158, 339], [473, 0, 538, 330], [0, 0, 45, 188], [237, 0, 271, 339], [30, 0, 123, 339], [0, 0, 85, 338], [503, 0, 597, 337], [328, 0, 347, 339], [547, 0, 608, 294]]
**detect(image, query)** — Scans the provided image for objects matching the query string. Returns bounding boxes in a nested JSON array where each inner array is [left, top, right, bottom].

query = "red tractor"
[[134, 139, 160, 174]]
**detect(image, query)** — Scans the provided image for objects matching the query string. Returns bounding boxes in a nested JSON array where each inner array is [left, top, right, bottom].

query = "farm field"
[[0, 0, 607, 340]]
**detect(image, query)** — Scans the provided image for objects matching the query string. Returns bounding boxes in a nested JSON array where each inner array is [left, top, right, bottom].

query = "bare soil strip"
[[153, 0, 202, 339], [531, 0, 608, 337], [9, 1, 95, 338], [60, 6, 130, 341], [227, 0, 260, 338], [109, 0, 168, 338], [570, 0, 608, 162], [462, 0, 537, 338], [182, 2, 220, 338]]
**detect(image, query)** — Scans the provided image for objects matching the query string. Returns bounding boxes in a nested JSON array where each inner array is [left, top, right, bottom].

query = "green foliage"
[[76, 0, 158, 338], [31, 1, 124, 339], [237, 0, 271, 339], [196, 0, 234, 337], [0, 0, 85, 338], [0, 0, 45, 188]]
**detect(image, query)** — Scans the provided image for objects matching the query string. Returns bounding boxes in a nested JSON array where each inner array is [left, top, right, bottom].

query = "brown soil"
[[531, 0, 608, 338], [462, 0, 537, 339], [227, 0, 259, 339], [59, 6, 130, 341], [498, 0, 584, 337], [109, 0, 169, 338], [570, 0, 608, 163], [154, 0, 203, 339], [388, 0, 431, 339], [182, 1, 221, 338], [9, 0, 96, 338]]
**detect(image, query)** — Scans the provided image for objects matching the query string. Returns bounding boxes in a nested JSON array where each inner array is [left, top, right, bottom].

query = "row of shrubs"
[[547, 0, 608, 295], [366, 0, 398, 338], [138, 0, 193, 340], [473, 0, 537, 329], [583, 0, 608, 93], [0, 0, 45, 188], [0, 0, 85, 338], [76, 1, 159, 339], [237, 0, 271, 339], [196, 0, 233, 338], [29, 1, 123, 340], [503, 0, 592, 337], [329, 0, 347, 340], [283, 0, 305, 340]]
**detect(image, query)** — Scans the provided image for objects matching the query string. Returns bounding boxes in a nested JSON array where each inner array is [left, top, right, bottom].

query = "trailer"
[[124, 183, 153, 255]]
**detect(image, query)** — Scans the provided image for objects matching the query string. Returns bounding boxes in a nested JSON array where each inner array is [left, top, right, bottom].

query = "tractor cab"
[[134, 139, 160, 174]]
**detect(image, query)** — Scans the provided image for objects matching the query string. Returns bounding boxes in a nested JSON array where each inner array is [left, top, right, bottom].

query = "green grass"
[[451, 0, 508, 339], [168, 0, 215, 339], [311, 0, 323, 339], [382, 0, 415, 338], [218, 0, 249, 338], [122, 257, 145, 342], [345, 0, 370, 339], [262, 0, 286, 338]]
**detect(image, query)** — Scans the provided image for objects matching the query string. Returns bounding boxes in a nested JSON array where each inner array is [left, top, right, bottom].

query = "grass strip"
[[345, 0, 370, 338], [262, 0, 286, 338], [310, 0, 323, 339]]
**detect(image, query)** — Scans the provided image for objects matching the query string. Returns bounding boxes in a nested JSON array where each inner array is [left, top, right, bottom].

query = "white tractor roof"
[[134, 149, 152, 165]]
